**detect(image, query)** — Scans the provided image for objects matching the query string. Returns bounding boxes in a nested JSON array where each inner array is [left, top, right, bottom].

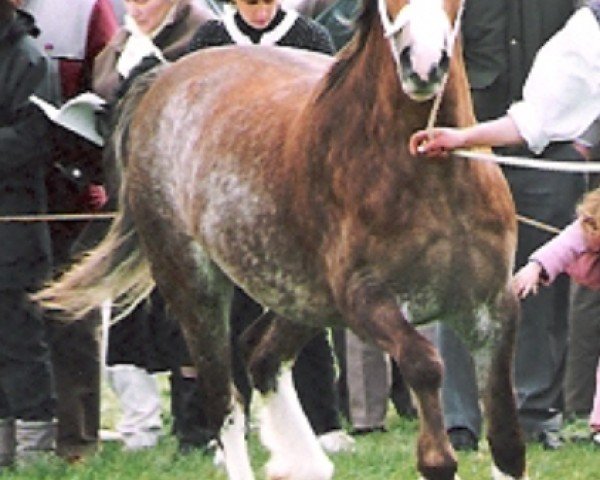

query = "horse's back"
[[155, 45, 331, 108], [130, 46, 334, 175]]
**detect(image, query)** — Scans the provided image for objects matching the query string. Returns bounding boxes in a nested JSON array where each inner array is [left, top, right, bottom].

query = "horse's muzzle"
[[399, 46, 449, 102]]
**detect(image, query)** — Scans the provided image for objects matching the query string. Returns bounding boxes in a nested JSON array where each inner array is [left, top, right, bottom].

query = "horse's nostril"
[[428, 50, 449, 84], [400, 46, 412, 71], [400, 45, 450, 86], [439, 50, 449, 71]]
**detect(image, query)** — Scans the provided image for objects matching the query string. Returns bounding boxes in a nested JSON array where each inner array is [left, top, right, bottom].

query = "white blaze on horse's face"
[[379, 0, 452, 101]]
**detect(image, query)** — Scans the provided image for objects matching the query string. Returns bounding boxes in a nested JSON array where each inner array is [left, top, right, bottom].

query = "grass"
[[2, 374, 597, 479], [3, 410, 599, 479]]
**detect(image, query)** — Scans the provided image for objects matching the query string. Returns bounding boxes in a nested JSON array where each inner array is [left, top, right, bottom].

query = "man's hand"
[[409, 128, 469, 157]]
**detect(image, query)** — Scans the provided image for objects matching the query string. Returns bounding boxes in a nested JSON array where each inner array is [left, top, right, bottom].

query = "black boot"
[[0, 418, 15, 468], [170, 371, 214, 454]]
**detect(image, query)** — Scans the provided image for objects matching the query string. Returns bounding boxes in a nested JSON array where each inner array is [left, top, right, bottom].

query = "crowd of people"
[[0, 0, 599, 472]]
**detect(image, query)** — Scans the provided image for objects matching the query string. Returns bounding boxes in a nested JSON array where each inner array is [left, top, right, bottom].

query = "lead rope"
[[425, 0, 466, 133], [423, 0, 563, 236]]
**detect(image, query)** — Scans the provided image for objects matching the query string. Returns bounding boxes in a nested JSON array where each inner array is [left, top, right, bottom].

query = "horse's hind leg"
[[342, 283, 457, 480], [133, 210, 253, 479], [241, 314, 334, 480], [483, 289, 528, 480]]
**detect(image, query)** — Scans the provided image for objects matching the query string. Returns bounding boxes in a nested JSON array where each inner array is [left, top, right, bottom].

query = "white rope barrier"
[[454, 149, 600, 173]]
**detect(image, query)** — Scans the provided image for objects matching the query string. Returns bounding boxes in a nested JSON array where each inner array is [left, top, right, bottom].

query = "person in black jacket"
[[189, 0, 334, 52], [187, 0, 354, 454], [19, 0, 118, 463], [0, 0, 60, 467]]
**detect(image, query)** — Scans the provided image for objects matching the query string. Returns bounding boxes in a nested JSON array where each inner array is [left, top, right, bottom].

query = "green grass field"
[[4, 411, 599, 479]]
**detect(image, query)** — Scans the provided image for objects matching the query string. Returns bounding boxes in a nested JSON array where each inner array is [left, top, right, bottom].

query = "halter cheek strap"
[[377, 0, 412, 38]]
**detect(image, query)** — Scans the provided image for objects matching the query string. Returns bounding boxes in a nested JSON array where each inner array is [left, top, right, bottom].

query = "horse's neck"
[[285, 23, 477, 241], [310, 23, 455, 145]]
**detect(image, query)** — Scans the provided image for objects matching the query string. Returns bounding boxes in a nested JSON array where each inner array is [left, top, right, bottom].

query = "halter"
[[378, 0, 467, 129], [377, 0, 412, 38], [377, 0, 466, 72]]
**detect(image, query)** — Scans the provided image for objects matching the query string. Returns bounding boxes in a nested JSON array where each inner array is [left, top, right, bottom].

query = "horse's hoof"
[[492, 465, 529, 480], [266, 456, 334, 480]]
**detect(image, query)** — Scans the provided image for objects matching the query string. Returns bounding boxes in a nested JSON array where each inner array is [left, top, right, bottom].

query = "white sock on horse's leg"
[[492, 465, 529, 480], [219, 400, 255, 480], [259, 369, 334, 480]]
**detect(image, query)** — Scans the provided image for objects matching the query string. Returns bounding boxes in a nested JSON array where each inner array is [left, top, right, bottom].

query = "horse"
[[34, 0, 526, 479]]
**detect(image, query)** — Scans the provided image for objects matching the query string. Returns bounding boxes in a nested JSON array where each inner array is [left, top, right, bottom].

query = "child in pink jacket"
[[513, 188, 600, 446]]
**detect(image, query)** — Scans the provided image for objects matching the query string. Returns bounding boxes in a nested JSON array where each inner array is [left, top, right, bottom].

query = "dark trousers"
[[335, 323, 480, 437], [0, 290, 55, 421], [293, 332, 341, 435], [565, 284, 600, 416], [420, 323, 481, 436], [47, 219, 104, 459], [48, 313, 100, 458], [504, 143, 586, 436]]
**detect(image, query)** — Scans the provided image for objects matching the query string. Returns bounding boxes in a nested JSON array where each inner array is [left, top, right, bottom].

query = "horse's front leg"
[[242, 314, 334, 480], [483, 288, 528, 480], [342, 283, 456, 480]]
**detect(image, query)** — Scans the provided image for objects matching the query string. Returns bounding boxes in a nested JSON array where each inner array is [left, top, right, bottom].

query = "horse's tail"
[[107, 64, 166, 189], [31, 67, 166, 321], [31, 200, 155, 321]]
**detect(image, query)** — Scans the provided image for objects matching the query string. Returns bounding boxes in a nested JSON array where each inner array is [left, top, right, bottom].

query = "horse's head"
[[378, 0, 461, 101]]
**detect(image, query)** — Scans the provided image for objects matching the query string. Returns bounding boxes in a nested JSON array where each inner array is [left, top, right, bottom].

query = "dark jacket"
[[314, 0, 360, 51], [0, 10, 57, 288], [188, 8, 335, 54], [462, 0, 577, 122]]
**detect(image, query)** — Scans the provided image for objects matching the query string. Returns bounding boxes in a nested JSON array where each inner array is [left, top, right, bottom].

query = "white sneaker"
[[318, 430, 356, 454], [99, 429, 123, 442], [122, 430, 160, 451]]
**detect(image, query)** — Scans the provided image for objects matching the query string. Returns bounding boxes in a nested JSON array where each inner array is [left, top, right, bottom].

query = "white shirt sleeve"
[[507, 8, 600, 154]]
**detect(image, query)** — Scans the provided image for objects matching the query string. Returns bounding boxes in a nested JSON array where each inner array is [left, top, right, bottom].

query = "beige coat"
[[92, 0, 214, 102]]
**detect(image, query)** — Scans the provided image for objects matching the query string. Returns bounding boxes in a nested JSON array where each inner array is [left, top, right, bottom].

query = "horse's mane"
[[317, 0, 375, 100]]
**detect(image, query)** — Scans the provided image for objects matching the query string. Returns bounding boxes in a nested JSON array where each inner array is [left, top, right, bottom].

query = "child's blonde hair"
[[576, 187, 600, 236]]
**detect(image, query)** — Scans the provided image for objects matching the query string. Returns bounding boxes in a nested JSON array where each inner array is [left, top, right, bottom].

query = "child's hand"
[[512, 261, 543, 299]]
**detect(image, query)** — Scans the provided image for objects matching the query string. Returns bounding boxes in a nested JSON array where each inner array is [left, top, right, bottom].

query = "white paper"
[[29, 92, 106, 146]]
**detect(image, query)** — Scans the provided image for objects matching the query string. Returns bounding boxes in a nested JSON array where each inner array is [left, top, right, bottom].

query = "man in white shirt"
[[410, 3, 600, 156]]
